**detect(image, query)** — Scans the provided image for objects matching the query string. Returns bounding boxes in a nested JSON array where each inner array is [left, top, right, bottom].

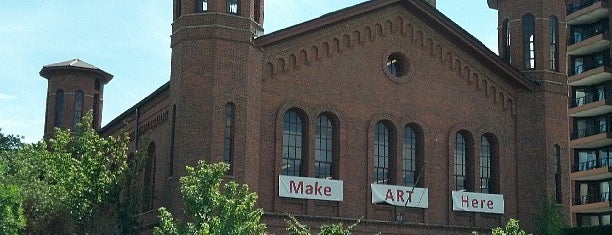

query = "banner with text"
[[451, 191, 504, 214], [279, 175, 343, 201], [371, 184, 428, 208]]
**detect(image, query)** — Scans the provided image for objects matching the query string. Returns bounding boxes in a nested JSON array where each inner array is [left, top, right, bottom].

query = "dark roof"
[[255, 0, 536, 91], [39, 59, 113, 84]]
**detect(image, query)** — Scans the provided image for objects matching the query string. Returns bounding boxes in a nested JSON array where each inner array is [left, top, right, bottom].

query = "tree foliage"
[[0, 128, 23, 153], [285, 215, 357, 235], [0, 162, 26, 235], [473, 219, 530, 235], [154, 160, 266, 235], [0, 113, 132, 234], [536, 198, 567, 235]]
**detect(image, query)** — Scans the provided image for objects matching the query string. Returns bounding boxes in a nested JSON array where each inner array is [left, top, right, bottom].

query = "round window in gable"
[[385, 52, 409, 79]]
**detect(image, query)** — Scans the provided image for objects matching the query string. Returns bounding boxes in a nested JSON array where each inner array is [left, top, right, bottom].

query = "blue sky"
[[0, 0, 497, 143]]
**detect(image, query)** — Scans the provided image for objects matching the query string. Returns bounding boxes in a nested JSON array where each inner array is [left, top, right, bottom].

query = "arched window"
[[227, 0, 239, 14], [480, 136, 498, 193], [549, 16, 559, 71], [282, 110, 305, 176], [523, 14, 535, 69], [315, 114, 335, 179], [254, 0, 261, 23], [54, 89, 64, 127], [454, 132, 472, 191], [554, 145, 562, 203], [402, 125, 419, 187], [502, 19, 511, 63], [196, 0, 207, 12], [374, 121, 394, 184], [224, 103, 235, 173], [143, 142, 156, 211], [73, 90, 84, 129]]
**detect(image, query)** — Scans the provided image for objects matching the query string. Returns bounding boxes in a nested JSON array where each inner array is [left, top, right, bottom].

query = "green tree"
[[154, 161, 266, 235], [285, 215, 358, 235], [0, 162, 26, 235], [0, 128, 23, 153], [536, 198, 567, 235], [473, 219, 530, 235], [1, 113, 132, 234]]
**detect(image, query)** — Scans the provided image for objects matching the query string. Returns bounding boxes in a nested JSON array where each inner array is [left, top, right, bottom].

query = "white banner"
[[371, 184, 428, 208], [452, 191, 504, 214], [278, 175, 343, 201]]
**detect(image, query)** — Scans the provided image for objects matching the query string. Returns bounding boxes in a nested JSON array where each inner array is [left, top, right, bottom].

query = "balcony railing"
[[571, 29, 609, 44], [572, 122, 612, 139], [574, 192, 612, 205], [570, 91, 612, 107], [570, 57, 610, 75], [575, 158, 611, 171], [568, 0, 601, 14]]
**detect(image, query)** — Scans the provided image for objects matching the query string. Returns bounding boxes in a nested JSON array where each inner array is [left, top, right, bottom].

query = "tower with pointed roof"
[[40, 59, 113, 138]]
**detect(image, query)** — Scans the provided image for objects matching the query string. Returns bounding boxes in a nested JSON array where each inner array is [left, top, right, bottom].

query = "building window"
[[315, 114, 335, 179], [523, 13, 535, 69], [480, 136, 493, 193], [549, 16, 559, 71], [374, 121, 393, 184], [554, 145, 562, 203], [224, 103, 235, 173], [73, 90, 84, 129], [93, 94, 99, 129], [196, 0, 208, 12], [282, 110, 305, 176], [143, 142, 156, 212], [386, 53, 407, 77], [402, 125, 418, 187], [454, 132, 471, 191], [254, 0, 261, 23], [54, 89, 64, 127], [227, 0, 239, 14], [502, 19, 511, 63]]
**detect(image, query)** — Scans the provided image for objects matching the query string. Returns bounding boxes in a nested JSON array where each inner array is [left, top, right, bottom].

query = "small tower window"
[[54, 89, 64, 127], [73, 90, 84, 129], [523, 13, 535, 69], [197, 0, 208, 12], [502, 19, 511, 63], [227, 0, 239, 14], [549, 16, 559, 71], [224, 103, 235, 174]]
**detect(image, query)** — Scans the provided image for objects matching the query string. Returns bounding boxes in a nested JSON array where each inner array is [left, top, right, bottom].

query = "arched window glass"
[[73, 90, 84, 129], [549, 16, 559, 71], [224, 103, 235, 173], [282, 110, 304, 176], [554, 145, 562, 203], [54, 89, 64, 127], [480, 136, 492, 193], [454, 132, 469, 191], [315, 114, 334, 179], [227, 0, 239, 14], [523, 14, 535, 69], [143, 143, 156, 211], [374, 122, 391, 184], [403, 126, 417, 187], [196, 0, 208, 12], [502, 19, 511, 63]]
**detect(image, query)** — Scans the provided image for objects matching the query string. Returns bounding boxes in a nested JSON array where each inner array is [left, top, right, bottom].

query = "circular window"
[[384, 52, 409, 81]]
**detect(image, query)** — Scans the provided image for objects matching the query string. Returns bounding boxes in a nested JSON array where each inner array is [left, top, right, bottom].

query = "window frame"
[[196, 0, 208, 12], [73, 90, 84, 129], [523, 13, 536, 69], [374, 121, 395, 184], [227, 0, 239, 14], [549, 16, 559, 71], [454, 132, 472, 191], [282, 110, 307, 177], [402, 125, 420, 187], [54, 89, 64, 127], [223, 103, 235, 174]]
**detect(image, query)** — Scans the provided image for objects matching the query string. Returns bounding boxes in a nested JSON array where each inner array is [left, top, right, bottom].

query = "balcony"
[[569, 32, 610, 56], [572, 159, 612, 181], [571, 124, 612, 148], [568, 63, 612, 86], [570, 92, 612, 117], [567, 0, 609, 25], [572, 192, 612, 213]]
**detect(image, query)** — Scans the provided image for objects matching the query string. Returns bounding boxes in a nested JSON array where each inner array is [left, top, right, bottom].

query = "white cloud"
[[0, 92, 17, 101]]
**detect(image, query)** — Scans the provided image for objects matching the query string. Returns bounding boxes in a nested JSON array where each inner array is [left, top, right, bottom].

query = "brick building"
[[39, 0, 573, 234]]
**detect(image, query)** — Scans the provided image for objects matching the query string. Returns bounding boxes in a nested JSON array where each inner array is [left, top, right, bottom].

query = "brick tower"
[[168, 0, 264, 206], [488, 0, 570, 231], [40, 59, 113, 138]]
